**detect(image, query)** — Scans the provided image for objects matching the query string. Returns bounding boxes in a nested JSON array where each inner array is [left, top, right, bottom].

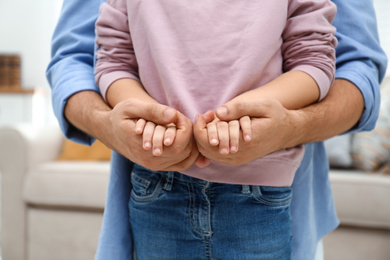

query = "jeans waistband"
[[134, 164, 223, 188]]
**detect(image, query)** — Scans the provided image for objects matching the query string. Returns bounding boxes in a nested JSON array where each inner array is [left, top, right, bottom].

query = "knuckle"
[[145, 104, 157, 118], [235, 101, 246, 114], [206, 122, 215, 128], [241, 116, 250, 122], [217, 121, 228, 128], [229, 120, 239, 127]]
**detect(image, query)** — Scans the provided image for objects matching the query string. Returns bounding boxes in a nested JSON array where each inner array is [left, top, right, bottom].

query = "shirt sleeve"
[[46, 0, 103, 145], [283, 0, 337, 101], [332, 0, 388, 133], [94, 0, 141, 101]]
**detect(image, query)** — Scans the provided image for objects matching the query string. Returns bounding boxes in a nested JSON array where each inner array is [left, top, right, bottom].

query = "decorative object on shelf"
[[0, 54, 21, 90]]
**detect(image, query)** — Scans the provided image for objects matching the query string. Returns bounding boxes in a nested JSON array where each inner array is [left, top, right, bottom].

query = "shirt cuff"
[[335, 61, 381, 133]]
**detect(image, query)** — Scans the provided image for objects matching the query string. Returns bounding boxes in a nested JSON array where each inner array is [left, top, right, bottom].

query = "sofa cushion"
[[351, 78, 390, 172], [57, 139, 111, 161], [325, 134, 353, 168], [23, 161, 110, 209], [329, 169, 390, 229]]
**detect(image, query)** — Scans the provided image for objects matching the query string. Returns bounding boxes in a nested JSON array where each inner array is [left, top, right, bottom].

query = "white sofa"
[[0, 125, 109, 260], [1, 124, 390, 260]]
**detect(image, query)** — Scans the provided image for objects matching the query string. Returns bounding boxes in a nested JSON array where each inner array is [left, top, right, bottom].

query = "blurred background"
[[0, 0, 62, 127], [0, 0, 389, 260]]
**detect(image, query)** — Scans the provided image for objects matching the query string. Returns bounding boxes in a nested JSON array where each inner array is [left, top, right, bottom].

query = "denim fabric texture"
[[129, 164, 292, 260]]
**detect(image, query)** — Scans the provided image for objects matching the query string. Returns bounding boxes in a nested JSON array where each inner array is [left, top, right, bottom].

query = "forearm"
[[64, 84, 159, 143], [105, 78, 158, 108], [286, 79, 364, 147], [233, 71, 321, 110], [64, 91, 112, 142], [64, 89, 198, 171]]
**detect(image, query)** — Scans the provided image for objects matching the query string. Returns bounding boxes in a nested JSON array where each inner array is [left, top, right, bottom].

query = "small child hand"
[[135, 118, 177, 156], [239, 116, 252, 142], [206, 114, 252, 155]]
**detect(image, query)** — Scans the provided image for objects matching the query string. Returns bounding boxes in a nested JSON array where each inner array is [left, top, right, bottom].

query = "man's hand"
[[107, 98, 201, 171], [194, 98, 298, 165], [65, 92, 199, 171], [194, 79, 366, 166]]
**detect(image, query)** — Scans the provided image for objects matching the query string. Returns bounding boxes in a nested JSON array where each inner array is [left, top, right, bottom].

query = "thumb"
[[174, 111, 193, 132], [121, 99, 178, 125], [193, 113, 207, 131], [216, 98, 276, 121], [193, 110, 214, 132]]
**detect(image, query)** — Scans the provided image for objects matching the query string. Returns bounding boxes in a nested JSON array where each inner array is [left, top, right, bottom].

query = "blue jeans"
[[129, 164, 293, 260]]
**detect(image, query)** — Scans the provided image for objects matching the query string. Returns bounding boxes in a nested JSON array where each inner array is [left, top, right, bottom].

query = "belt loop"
[[163, 172, 174, 191], [241, 185, 250, 194]]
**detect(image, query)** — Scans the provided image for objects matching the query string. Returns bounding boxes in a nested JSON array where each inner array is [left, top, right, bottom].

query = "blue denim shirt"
[[46, 1, 387, 259]]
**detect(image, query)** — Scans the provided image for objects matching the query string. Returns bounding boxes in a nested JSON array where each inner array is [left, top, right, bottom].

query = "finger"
[[194, 154, 211, 168], [120, 99, 178, 125], [193, 113, 218, 154], [142, 121, 156, 150], [216, 99, 279, 121], [207, 121, 219, 146], [217, 121, 229, 155], [164, 125, 176, 146], [172, 112, 193, 150], [193, 113, 208, 139], [135, 118, 146, 134], [152, 125, 166, 156], [203, 110, 215, 124], [228, 120, 240, 153], [239, 116, 252, 142], [167, 141, 200, 172]]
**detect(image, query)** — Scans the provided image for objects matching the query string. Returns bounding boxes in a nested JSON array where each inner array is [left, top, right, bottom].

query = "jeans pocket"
[[251, 185, 292, 207], [130, 165, 165, 203]]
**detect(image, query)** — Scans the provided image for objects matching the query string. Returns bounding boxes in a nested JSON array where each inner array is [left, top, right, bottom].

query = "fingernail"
[[153, 148, 161, 156], [220, 148, 229, 155], [164, 138, 171, 145], [216, 106, 228, 117], [210, 139, 219, 146], [245, 135, 252, 142], [144, 142, 152, 149], [230, 146, 237, 152], [135, 127, 142, 134]]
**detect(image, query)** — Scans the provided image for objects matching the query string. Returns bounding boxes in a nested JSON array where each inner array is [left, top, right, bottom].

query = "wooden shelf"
[[0, 87, 35, 94]]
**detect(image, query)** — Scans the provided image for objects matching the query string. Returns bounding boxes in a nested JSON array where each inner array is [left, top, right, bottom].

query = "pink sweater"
[[95, 0, 337, 186]]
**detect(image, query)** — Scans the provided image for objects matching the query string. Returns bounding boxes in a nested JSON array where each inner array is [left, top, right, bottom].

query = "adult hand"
[[97, 97, 200, 171], [194, 98, 298, 166]]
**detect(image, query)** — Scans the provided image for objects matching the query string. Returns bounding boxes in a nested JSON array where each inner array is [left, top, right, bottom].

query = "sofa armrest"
[[329, 169, 390, 230], [0, 124, 64, 168], [0, 124, 64, 260]]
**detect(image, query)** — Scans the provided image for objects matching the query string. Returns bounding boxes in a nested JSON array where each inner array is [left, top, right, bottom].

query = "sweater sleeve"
[[94, 0, 140, 101], [283, 0, 337, 101]]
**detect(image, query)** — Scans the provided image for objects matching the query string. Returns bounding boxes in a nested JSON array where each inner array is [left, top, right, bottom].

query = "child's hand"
[[135, 118, 177, 156], [204, 111, 252, 155]]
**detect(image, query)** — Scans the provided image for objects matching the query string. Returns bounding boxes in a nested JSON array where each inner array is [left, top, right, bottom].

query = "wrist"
[[88, 106, 113, 143], [279, 109, 307, 150], [65, 91, 112, 140], [106, 78, 157, 108], [288, 79, 364, 145]]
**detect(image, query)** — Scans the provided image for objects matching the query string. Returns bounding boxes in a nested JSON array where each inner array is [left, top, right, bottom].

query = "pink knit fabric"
[[95, 0, 337, 186]]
